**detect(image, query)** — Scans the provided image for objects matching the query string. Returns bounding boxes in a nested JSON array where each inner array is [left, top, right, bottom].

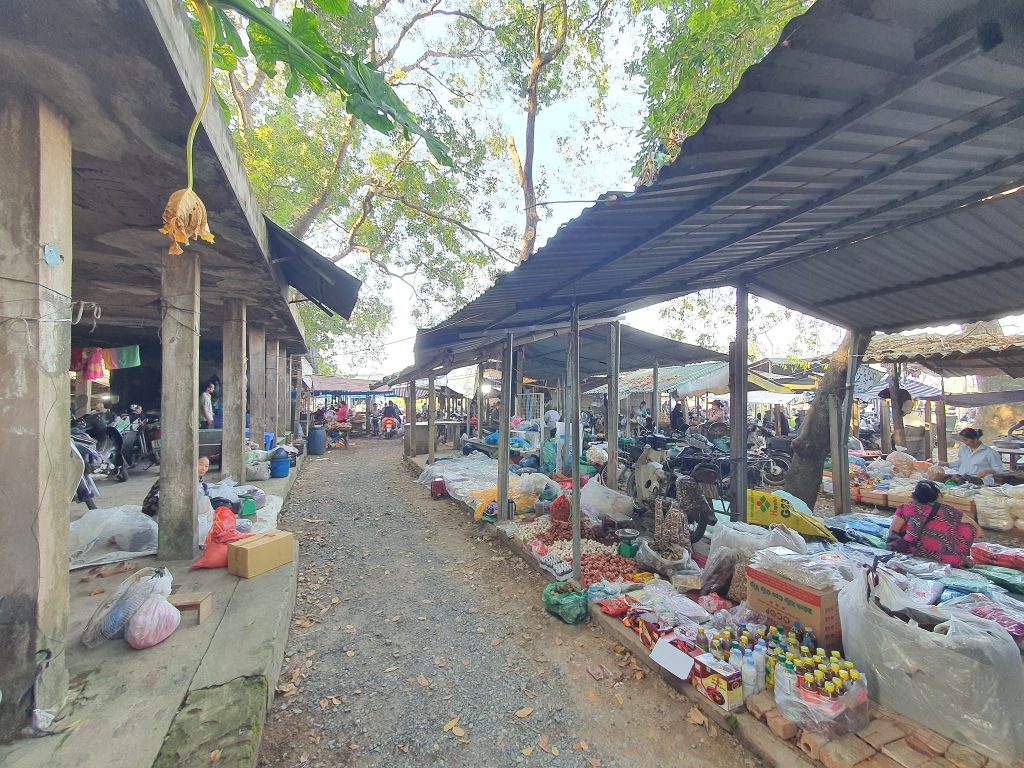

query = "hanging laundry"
[[101, 345, 141, 370], [83, 348, 105, 381]]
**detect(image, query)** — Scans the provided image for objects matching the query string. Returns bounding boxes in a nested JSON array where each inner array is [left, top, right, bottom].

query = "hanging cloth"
[[101, 345, 141, 371], [83, 348, 105, 381], [70, 348, 86, 373]]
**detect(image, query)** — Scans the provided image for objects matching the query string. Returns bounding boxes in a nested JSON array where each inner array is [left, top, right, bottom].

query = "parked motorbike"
[[70, 438, 99, 509], [370, 413, 382, 437], [122, 409, 161, 469], [73, 412, 127, 481]]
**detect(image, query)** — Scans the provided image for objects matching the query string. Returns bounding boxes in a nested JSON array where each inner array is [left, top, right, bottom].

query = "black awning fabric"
[[265, 218, 362, 320]]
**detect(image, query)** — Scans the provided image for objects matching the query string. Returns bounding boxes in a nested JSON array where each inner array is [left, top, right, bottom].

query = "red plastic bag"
[[971, 542, 1024, 571], [190, 506, 251, 569], [431, 479, 448, 499], [126, 595, 181, 649], [550, 495, 570, 522]]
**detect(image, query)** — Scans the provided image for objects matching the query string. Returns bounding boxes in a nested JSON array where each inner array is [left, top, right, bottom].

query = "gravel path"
[[258, 440, 760, 768]]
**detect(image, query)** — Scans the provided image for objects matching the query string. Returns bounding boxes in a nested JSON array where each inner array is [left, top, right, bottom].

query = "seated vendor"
[[946, 427, 1002, 483], [142, 456, 211, 518]]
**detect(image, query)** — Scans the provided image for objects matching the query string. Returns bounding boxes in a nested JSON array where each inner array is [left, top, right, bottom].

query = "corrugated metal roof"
[[417, 0, 1024, 359], [585, 362, 791, 397], [864, 323, 1024, 376]]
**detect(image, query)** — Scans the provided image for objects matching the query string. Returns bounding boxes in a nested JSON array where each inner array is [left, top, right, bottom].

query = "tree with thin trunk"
[[784, 332, 870, 509]]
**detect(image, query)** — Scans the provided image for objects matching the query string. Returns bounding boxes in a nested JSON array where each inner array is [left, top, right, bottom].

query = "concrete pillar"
[[265, 337, 279, 439], [404, 384, 416, 457], [731, 285, 749, 522], [73, 374, 92, 415], [292, 356, 302, 439], [569, 311, 582, 580], [248, 326, 266, 440], [158, 250, 201, 560], [0, 92, 72, 740], [278, 348, 289, 438], [607, 322, 621, 488], [221, 300, 246, 482], [427, 377, 437, 464]]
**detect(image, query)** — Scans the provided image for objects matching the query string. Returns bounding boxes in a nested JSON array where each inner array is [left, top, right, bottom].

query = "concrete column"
[[427, 377, 437, 464], [74, 374, 92, 414], [607, 322, 621, 488], [158, 250, 201, 560], [0, 92, 72, 740], [404, 384, 416, 457], [265, 337, 279, 439], [221, 300, 246, 482], [248, 326, 266, 440], [278, 348, 289, 438], [569, 310, 582, 580], [498, 334, 514, 520], [731, 285, 749, 522]]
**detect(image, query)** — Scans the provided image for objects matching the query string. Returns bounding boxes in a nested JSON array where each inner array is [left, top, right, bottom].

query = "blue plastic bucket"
[[269, 456, 290, 478]]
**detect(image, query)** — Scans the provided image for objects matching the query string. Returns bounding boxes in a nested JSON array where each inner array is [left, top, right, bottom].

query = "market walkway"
[[258, 440, 760, 767]]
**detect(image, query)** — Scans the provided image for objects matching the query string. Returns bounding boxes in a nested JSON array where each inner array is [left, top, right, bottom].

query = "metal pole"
[[427, 376, 437, 464], [836, 332, 864, 516], [937, 375, 949, 463], [607, 321, 621, 489], [498, 333, 514, 521], [652, 359, 660, 432], [570, 306, 582, 581], [732, 285, 749, 522], [476, 363, 485, 438]]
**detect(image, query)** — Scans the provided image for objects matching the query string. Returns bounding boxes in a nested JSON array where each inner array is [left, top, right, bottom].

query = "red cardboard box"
[[690, 653, 743, 712]]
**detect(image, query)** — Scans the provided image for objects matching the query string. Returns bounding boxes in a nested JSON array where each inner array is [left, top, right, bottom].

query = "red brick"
[[858, 719, 908, 750], [766, 710, 799, 741], [821, 734, 878, 768], [744, 692, 776, 722], [798, 730, 832, 761], [944, 744, 986, 768], [856, 756, 904, 768], [882, 738, 931, 768], [905, 727, 952, 758]]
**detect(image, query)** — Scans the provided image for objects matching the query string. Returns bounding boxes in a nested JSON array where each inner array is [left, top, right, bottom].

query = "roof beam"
[[482, 28, 985, 331]]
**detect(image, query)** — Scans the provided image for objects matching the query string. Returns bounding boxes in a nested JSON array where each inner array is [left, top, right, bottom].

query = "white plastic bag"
[[81, 567, 174, 647], [839, 570, 1024, 762], [774, 664, 869, 736], [69, 506, 158, 568], [126, 595, 181, 649], [636, 538, 694, 578], [579, 480, 634, 518], [245, 461, 271, 481], [708, 520, 807, 562]]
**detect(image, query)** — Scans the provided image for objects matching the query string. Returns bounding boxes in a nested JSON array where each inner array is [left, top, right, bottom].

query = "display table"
[[413, 420, 465, 454]]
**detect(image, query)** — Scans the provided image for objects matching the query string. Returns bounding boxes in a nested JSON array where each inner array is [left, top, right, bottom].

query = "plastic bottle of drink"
[[697, 628, 709, 652], [742, 650, 757, 699], [752, 643, 767, 693], [773, 659, 792, 697], [802, 626, 817, 648], [729, 642, 742, 669]]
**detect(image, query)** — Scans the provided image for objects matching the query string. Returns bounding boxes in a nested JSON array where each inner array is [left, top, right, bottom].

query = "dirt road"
[[258, 439, 759, 768]]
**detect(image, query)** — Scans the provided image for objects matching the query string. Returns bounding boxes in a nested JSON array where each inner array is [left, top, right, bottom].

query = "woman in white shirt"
[[952, 428, 1002, 481]]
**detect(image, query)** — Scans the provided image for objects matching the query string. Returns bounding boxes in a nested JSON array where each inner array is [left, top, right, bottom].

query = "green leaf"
[[308, 0, 349, 13]]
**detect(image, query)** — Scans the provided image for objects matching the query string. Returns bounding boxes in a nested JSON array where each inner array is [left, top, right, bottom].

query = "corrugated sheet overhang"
[[416, 0, 1024, 360]]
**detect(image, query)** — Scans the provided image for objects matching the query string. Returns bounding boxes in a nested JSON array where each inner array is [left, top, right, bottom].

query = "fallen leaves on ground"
[[209, 750, 221, 762], [514, 707, 534, 718], [452, 726, 465, 738], [89, 588, 106, 596], [490, 638, 503, 647], [319, 698, 329, 710], [443, 717, 460, 732], [587, 758, 602, 767], [573, 740, 590, 751], [522, 746, 534, 756], [614, 693, 624, 706], [418, 675, 430, 687], [346, 650, 355, 657]]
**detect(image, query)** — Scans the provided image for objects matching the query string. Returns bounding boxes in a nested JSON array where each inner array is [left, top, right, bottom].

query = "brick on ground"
[[766, 710, 799, 741], [745, 691, 775, 722], [944, 744, 987, 768], [882, 738, 933, 768], [905, 727, 952, 758], [821, 734, 878, 768], [856, 754, 904, 768], [798, 730, 831, 761], [858, 719, 908, 750]]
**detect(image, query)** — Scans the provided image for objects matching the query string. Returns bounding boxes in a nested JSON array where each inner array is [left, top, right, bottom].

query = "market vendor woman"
[[887, 480, 980, 566], [947, 427, 1002, 482]]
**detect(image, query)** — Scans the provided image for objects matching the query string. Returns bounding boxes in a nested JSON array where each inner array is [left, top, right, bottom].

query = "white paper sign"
[[650, 637, 695, 681]]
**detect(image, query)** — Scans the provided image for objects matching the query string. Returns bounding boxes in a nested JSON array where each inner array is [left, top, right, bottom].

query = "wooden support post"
[[880, 405, 893, 454], [890, 363, 906, 449], [476, 363, 485, 438], [570, 307, 583, 580], [159, 250, 200, 560], [427, 376, 437, 464], [836, 331, 863, 516], [498, 334, 514, 520], [74, 375, 92, 415], [221, 299, 246, 481], [0, 93, 73, 736], [652, 359, 660, 430], [607, 321, 621, 489], [731, 286, 749, 522], [278, 348, 289, 438], [404, 384, 416, 457], [292, 356, 302, 439], [247, 326, 266, 440]]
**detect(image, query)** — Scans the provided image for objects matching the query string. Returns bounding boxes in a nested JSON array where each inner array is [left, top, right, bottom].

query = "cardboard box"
[[690, 653, 743, 712], [746, 566, 842, 650], [228, 530, 294, 578]]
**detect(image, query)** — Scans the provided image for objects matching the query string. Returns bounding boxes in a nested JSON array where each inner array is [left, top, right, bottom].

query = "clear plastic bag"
[[708, 520, 807, 563], [580, 480, 634, 518], [700, 545, 741, 596], [69, 506, 158, 567], [81, 567, 173, 647], [839, 570, 1024, 762], [125, 595, 181, 649], [636, 538, 694, 578], [774, 665, 869, 735]]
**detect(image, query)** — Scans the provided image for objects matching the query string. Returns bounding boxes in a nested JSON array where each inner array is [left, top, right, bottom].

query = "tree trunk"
[[784, 332, 870, 509], [290, 116, 356, 239]]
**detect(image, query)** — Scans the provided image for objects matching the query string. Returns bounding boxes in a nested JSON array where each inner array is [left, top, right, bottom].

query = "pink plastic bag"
[[126, 595, 181, 649]]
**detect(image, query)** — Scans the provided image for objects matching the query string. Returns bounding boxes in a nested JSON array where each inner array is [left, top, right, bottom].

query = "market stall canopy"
[[863, 379, 943, 400], [400, 324, 725, 381], [865, 324, 1024, 378], [309, 376, 392, 396], [414, 0, 1024, 356], [266, 219, 362, 320], [944, 389, 1024, 407], [586, 362, 789, 397]]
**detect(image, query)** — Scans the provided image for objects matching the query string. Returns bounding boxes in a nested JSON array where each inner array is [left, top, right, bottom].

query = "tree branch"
[[376, 0, 443, 68], [289, 114, 356, 239]]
